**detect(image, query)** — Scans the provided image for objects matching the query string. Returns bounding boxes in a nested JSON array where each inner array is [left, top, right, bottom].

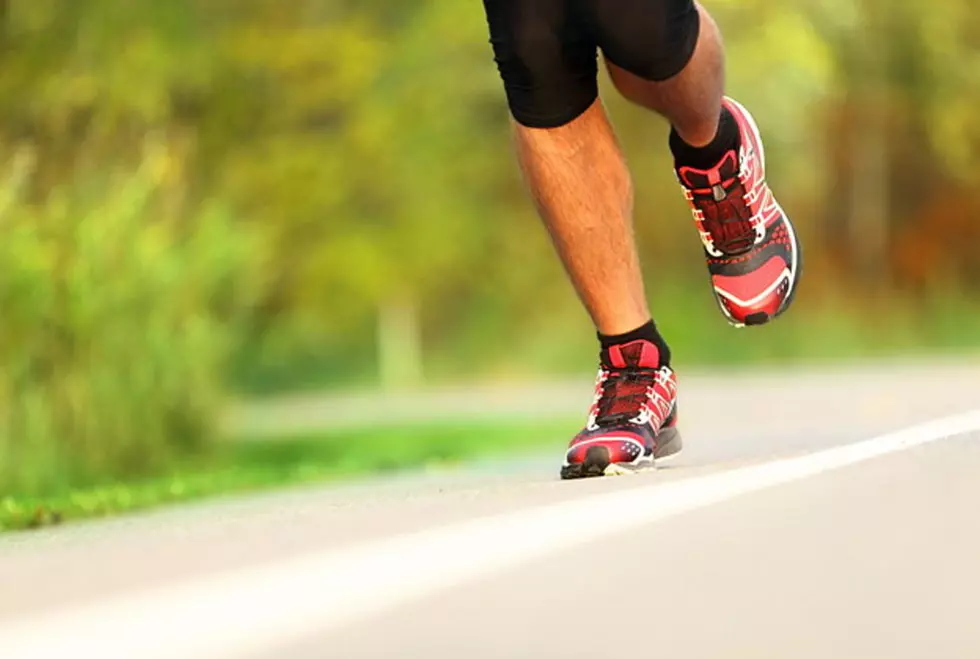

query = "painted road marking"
[[3, 410, 980, 659]]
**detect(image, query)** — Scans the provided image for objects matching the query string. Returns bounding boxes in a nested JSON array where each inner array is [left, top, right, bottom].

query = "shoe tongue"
[[678, 150, 740, 189], [604, 339, 660, 369]]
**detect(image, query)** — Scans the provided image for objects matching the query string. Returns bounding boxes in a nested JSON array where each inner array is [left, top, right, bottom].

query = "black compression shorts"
[[482, 0, 700, 128]]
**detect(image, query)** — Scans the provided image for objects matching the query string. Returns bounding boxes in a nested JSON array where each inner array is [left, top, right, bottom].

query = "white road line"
[[4, 410, 980, 659]]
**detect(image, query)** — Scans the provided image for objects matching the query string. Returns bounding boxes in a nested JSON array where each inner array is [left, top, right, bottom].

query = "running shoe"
[[560, 338, 681, 479], [674, 97, 802, 327]]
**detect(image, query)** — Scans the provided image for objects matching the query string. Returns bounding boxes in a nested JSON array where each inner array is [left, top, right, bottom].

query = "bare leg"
[[605, 3, 725, 147], [504, 2, 727, 336], [512, 99, 648, 336]]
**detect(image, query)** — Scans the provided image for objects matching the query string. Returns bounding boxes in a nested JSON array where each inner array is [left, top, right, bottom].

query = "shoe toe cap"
[[712, 255, 793, 324], [566, 433, 647, 465]]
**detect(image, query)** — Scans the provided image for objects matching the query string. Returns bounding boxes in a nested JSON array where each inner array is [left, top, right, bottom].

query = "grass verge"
[[0, 418, 578, 533]]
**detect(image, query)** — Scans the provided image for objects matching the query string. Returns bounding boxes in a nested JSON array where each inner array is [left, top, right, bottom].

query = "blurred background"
[[0, 0, 977, 524]]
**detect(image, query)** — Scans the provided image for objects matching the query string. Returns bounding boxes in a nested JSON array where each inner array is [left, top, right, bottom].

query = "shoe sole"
[[559, 427, 683, 480]]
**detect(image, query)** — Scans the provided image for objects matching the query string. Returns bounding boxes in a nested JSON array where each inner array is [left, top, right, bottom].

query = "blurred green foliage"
[[0, 0, 977, 493], [0, 144, 259, 494]]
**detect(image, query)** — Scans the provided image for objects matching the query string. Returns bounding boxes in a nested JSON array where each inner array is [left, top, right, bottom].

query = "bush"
[[0, 144, 259, 496]]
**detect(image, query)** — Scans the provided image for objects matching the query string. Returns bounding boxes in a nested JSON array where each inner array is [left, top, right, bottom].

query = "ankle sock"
[[598, 319, 671, 367], [669, 105, 739, 170]]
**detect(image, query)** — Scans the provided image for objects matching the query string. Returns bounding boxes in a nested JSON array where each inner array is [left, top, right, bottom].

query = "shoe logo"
[[739, 144, 758, 182]]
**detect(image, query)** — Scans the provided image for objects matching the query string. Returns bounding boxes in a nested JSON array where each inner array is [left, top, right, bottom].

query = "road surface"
[[1, 359, 979, 659]]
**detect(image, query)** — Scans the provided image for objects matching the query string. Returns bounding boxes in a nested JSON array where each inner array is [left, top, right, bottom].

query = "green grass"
[[0, 418, 578, 533]]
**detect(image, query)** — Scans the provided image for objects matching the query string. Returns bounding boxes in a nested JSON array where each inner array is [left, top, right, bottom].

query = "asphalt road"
[[1, 359, 979, 659]]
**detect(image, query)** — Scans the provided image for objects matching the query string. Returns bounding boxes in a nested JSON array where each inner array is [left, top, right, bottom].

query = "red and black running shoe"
[[560, 339, 681, 480], [675, 97, 802, 327]]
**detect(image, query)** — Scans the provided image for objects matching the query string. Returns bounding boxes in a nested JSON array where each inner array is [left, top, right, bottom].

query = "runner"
[[480, 0, 803, 478]]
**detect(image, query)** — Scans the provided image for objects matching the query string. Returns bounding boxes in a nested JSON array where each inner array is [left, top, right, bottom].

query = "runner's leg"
[[482, 0, 652, 336]]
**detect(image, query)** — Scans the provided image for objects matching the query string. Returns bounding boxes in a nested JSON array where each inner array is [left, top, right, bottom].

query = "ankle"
[[669, 105, 739, 170], [671, 114, 720, 148]]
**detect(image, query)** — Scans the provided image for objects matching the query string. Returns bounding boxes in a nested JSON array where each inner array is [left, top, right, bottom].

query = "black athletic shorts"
[[482, 0, 700, 128]]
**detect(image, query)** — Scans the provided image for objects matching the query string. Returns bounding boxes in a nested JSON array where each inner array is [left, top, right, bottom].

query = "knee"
[[599, 0, 701, 83], [489, 31, 598, 129]]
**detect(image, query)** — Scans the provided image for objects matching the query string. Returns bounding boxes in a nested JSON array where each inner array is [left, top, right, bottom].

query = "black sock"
[[669, 106, 739, 170], [597, 320, 671, 367]]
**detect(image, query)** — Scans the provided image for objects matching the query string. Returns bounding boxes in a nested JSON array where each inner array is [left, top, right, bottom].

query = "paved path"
[[2, 359, 979, 659]]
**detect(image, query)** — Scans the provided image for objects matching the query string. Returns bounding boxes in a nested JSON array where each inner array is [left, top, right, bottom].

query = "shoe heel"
[[654, 426, 683, 460]]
